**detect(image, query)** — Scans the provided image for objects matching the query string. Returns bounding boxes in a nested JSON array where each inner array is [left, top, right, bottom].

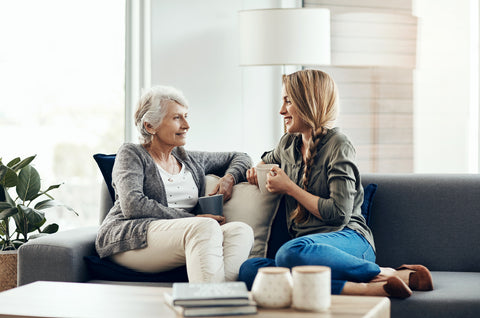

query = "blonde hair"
[[134, 85, 189, 145], [283, 69, 339, 223]]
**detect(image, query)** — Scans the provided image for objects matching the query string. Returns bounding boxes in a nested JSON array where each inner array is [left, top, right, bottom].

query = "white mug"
[[255, 164, 279, 194], [251, 267, 293, 308], [292, 265, 331, 312]]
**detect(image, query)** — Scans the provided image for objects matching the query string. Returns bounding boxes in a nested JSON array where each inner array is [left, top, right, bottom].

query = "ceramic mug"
[[251, 267, 293, 308], [292, 265, 331, 312], [198, 194, 223, 215], [255, 164, 279, 194]]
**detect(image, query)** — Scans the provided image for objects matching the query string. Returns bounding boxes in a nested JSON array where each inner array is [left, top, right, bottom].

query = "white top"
[[156, 163, 199, 212]]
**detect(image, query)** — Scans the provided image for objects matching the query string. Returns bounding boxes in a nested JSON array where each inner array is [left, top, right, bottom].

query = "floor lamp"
[[239, 8, 331, 72]]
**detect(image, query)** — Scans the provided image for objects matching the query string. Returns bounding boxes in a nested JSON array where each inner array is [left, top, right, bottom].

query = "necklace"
[[162, 163, 182, 182], [147, 147, 180, 182], [166, 175, 174, 183], [158, 156, 180, 182]]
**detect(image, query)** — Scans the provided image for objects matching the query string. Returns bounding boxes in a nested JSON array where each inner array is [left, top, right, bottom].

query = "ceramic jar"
[[251, 267, 293, 308], [292, 265, 331, 312]]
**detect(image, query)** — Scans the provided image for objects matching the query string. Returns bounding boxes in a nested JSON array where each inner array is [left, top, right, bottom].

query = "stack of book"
[[164, 282, 257, 317]]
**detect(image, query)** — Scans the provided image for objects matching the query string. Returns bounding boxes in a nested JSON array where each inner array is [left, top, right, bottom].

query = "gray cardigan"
[[95, 143, 252, 258]]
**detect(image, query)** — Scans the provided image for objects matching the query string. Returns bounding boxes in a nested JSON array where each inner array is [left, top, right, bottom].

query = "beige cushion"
[[204, 175, 281, 258]]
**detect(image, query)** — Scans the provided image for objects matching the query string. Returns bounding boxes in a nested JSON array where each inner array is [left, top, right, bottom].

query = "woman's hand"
[[196, 214, 226, 225], [208, 173, 235, 201], [265, 166, 295, 195], [246, 167, 258, 185], [246, 161, 265, 185], [267, 166, 321, 217]]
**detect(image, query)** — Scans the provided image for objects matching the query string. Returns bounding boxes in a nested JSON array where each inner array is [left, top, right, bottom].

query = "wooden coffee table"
[[0, 281, 390, 318]]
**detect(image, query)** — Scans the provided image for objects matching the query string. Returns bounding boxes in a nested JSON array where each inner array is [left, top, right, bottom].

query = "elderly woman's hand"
[[208, 173, 235, 202]]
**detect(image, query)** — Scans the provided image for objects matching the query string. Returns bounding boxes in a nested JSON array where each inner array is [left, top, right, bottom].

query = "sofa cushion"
[[205, 175, 281, 258], [93, 153, 116, 201], [84, 255, 188, 283], [361, 173, 480, 272], [390, 271, 480, 318], [361, 183, 377, 226]]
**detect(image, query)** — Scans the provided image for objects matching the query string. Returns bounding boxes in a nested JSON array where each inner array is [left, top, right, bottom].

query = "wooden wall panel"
[[303, 0, 417, 173]]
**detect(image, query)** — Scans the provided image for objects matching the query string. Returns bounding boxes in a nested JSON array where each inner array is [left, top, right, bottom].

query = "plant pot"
[[0, 250, 17, 292]]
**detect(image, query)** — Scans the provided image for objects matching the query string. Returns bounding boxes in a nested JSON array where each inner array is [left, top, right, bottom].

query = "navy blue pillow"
[[361, 183, 378, 226], [84, 255, 189, 283], [93, 153, 116, 201]]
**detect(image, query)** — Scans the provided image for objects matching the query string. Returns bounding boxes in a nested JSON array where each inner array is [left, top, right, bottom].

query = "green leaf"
[[0, 166, 18, 188], [11, 155, 36, 172], [0, 165, 6, 183], [0, 202, 14, 210], [44, 184, 62, 192], [14, 205, 45, 235], [16, 165, 41, 201], [2, 187, 15, 205], [6, 158, 20, 168], [0, 184, 5, 202], [41, 223, 59, 234], [34, 199, 78, 216], [34, 199, 62, 210], [0, 206, 18, 221], [28, 184, 62, 202], [25, 208, 45, 229], [12, 206, 25, 235]]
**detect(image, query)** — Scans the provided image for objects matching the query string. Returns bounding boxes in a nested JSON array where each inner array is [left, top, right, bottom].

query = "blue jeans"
[[238, 228, 380, 294]]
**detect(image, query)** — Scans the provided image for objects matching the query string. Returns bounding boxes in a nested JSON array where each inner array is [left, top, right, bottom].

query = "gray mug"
[[198, 194, 224, 215]]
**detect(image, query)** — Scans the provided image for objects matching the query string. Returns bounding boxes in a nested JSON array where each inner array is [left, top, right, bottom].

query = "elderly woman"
[[96, 85, 254, 283]]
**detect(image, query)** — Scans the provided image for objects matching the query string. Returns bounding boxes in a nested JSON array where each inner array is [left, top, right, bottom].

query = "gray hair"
[[134, 85, 189, 144]]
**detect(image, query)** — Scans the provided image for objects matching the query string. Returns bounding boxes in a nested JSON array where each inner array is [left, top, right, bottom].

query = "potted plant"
[[0, 155, 77, 291]]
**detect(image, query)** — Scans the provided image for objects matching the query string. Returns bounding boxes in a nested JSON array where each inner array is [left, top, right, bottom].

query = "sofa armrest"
[[18, 226, 98, 286]]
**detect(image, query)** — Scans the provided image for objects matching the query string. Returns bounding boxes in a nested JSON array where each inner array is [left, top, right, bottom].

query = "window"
[[0, 0, 125, 228]]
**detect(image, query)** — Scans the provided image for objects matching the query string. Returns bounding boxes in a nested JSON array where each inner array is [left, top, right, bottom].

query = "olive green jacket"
[[261, 128, 375, 251]]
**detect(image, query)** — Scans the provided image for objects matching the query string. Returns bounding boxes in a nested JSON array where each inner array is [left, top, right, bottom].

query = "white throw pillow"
[[204, 175, 281, 258]]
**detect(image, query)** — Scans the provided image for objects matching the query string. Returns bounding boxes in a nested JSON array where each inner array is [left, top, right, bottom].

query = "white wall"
[[150, 0, 243, 152], [149, 0, 285, 162]]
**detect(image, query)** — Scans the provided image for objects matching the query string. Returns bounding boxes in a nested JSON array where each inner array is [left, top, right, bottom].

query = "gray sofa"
[[17, 174, 480, 317]]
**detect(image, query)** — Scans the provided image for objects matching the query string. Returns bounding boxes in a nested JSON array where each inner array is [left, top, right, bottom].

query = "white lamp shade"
[[239, 8, 331, 66]]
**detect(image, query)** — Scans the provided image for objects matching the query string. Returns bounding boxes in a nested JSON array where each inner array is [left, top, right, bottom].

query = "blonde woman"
[[239, 69, 433, 298], [96, 85, 254, 283]]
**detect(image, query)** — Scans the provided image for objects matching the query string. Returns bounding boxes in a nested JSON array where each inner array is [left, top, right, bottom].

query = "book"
[[164, 292, 257, 317], [171, 282, 251, 307]]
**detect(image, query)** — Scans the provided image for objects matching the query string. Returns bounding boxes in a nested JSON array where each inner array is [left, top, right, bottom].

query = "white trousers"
[[111, 218, 254, 282]]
